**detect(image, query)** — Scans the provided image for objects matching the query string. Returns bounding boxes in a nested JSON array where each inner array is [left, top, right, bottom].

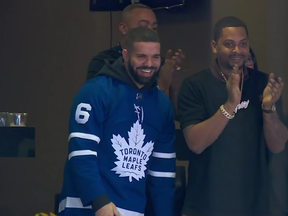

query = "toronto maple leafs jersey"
[[58, 57, 176, 216]]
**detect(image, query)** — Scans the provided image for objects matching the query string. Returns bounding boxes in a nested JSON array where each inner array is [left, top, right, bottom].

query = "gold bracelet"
[[220, 105, 235, 119]]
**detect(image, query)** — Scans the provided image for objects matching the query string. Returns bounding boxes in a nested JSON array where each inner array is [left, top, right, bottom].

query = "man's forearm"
[[263, 112, 288, 153], [183, 102, 234, 154]]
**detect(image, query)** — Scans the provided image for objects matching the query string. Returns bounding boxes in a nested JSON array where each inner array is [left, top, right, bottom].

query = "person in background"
[[269, 136, 288, 216], [87, 3, 185, 114], [246, 48, 288, 216], [245, 47, 258, 70], [58, 27, 176, 216], [177, 16, 288, 216]]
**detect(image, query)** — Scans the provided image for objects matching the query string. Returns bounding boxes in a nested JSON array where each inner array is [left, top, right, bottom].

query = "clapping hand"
[[262, 73, 284, 109], [226, 65, 242, 108], [157, 49, 185, 92]]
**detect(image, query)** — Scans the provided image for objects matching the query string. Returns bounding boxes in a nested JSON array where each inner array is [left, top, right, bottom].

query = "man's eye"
[[225, 43, 233, 47], [240, 42, 248, 47]]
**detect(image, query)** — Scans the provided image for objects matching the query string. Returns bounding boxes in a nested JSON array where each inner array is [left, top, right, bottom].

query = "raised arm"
[[158, 49, 185, 118], [262, 74, 288, 153], [178, 70, 241, 154]]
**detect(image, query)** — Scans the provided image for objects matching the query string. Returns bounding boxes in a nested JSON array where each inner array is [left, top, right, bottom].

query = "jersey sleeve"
[[68, 81, 111, 211], [177, 77, 209, 129], [147, 102, 176, 216]]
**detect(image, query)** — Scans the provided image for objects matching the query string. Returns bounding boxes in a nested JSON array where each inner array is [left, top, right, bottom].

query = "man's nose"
[[145, 58, 153, 67], [233, 46, 241, 53]]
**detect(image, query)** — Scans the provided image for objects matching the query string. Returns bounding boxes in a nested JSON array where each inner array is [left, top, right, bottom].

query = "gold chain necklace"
[[220, 70, 244, 98]]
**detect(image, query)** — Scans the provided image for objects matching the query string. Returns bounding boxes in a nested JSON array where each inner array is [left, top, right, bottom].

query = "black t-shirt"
[[177, 67, 285, 216]]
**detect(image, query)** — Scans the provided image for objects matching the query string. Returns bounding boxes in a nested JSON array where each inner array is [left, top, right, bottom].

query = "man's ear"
[[122, 49, 129, 62], [119, 22, 128, 35], [210, 40, 217, 54]]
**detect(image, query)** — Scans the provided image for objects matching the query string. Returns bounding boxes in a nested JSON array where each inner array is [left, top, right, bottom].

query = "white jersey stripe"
[[68, 132, 100, 143], [68, 150, 97, 160], [152, 152, 176, 159], [148, 170, 176, 178], [58, 197, 91, 212]]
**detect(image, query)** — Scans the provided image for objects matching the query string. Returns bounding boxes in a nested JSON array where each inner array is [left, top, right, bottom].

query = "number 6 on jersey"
[[75, 103, 92, 124]]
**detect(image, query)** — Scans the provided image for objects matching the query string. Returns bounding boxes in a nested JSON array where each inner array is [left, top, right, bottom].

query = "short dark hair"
[[213, 16, 249, 42], [121, 4, 151, 22], [125, 26, 160, 50]]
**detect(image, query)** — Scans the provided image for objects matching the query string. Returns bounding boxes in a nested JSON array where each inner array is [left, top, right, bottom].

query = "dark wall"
[[0, 0, 287, 215], [0, 1, 112, 215], [0, 0, 211, 215], [266, 0, 288, 113]]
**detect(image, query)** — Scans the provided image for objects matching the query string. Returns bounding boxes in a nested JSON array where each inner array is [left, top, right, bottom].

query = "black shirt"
[[177, 67, 285, 216]]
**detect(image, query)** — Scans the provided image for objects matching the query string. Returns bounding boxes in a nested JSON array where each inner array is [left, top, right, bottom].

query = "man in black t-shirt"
[[87, 4, 185, 113], [177, 16, 288, 216]]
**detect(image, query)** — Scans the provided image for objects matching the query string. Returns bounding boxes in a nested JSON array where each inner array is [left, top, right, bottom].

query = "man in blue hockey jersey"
[[58, 26, 176, 216]]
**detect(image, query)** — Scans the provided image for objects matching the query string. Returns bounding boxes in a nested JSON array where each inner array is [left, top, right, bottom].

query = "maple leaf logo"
[[111, 120, 154, 182]]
